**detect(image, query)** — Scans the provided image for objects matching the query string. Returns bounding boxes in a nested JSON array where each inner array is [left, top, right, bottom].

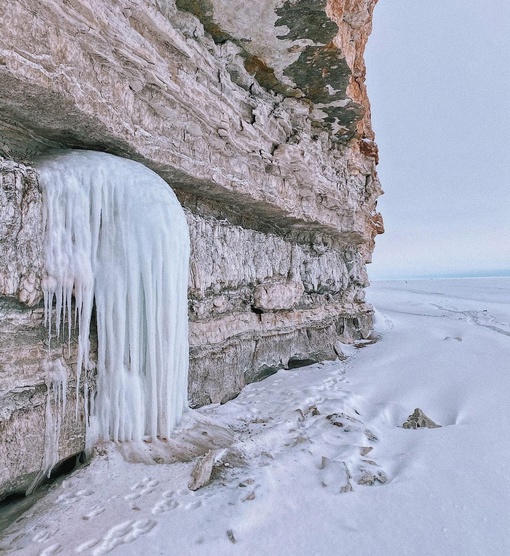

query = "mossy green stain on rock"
[[242, 53, 298, 98], [284, 46, 350, 104], [275, 0, 338, 43], [323, 102, 365, 142], [283, 44, 364, 139], [275, 1, 363, 141], [174, 0, 231, 43], [172, 0, 364, 141]]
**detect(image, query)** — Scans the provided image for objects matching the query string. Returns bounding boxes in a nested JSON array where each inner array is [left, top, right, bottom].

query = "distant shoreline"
[[369, 270, 510, 282]]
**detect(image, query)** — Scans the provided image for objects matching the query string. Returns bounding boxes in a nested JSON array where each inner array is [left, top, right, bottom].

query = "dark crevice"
[[0, 451, 88, 533]]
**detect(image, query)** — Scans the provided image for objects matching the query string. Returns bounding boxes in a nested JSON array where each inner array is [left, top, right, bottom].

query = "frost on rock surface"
[[36, 150, 190, 449]]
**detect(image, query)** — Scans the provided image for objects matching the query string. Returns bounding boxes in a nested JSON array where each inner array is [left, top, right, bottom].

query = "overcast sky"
[[365, 0, 510, 279]]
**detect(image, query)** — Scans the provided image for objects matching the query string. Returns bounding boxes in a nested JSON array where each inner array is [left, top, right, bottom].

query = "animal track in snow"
[[82, 504, 106, 520], [152, 498, 179, 514], [432, 304, 510, 337], [184, 500, 202, 510], [151, 487, 203, 515], [318, 376, 343, 391], [129, 477, 159, 497], [33, 527, 56, 543], [76, 539, 102, 553], [56, 488, 94, 504], [39, 543, 62, 556], [90, 518, 157, 555]]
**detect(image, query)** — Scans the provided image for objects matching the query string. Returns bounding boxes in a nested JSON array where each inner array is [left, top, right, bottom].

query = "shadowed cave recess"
[[0, 0, 382, 499]]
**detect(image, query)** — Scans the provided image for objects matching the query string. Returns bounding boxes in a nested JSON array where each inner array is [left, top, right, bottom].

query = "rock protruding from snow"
[[402, 408, 441, 429], [189, 450, 220, 491]]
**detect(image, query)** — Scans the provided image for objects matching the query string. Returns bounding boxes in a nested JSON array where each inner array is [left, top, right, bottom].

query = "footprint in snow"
[[82, 504, 106, 520], [152, 498, 179, 514], [39, 543, 62, 556], [320, 377, 338, 390], [33, 527, 56, 543], [76, 539, 102, 553], [90, 518, 157, 555], [56, 488, 94, 504], [129, 477, 159, 496], [184, 500, 202, 510]]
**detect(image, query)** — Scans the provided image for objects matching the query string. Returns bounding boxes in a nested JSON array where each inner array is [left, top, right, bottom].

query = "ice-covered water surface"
[[37, 150, 190, 446]]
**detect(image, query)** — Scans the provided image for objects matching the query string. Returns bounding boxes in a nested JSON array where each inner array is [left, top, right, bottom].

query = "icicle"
[[36, 150, 190, 450], [27, 358, 68, 494]]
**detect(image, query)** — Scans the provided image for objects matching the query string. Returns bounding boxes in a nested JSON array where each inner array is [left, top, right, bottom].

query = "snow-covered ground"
[[2, 277, 510, 556]]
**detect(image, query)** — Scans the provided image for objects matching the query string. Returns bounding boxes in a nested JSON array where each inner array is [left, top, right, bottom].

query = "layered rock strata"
[[0, 0, 382, 497]]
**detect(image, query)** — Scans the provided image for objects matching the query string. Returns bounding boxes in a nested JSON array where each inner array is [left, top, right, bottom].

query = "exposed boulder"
[[403, 408, 442, 430]]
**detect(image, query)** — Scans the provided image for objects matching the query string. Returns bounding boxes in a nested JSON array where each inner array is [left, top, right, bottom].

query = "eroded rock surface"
[[0, 160, 43, 306], [0, 0, 382, 497]]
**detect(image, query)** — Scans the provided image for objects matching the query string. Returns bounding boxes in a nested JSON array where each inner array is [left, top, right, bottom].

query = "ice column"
[[36, 150, 190, 445]]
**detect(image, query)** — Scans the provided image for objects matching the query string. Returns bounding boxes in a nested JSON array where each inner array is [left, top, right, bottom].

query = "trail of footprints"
[[75, 518, 157, 555], [232, 365, 386, 495], [33, 366, 381, 555], [32, 475, 209, 556], [152, 489, 202, 514], [124, 477, 160, 500]]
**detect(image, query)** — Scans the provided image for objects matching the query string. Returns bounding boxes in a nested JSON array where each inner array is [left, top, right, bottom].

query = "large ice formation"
[[36, 150, 190, 451]]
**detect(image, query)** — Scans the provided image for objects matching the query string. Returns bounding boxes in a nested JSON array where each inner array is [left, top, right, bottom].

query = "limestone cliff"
[[0, 0, 382, 497]]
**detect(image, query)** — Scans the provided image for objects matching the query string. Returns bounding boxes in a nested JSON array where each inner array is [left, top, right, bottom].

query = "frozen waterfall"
[[36, 150, 190, 449]]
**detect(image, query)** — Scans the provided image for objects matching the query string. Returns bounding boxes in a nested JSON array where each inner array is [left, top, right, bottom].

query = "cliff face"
[[0, 0, 382, 496]]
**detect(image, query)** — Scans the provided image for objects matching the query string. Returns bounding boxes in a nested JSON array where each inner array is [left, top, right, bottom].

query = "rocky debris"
[[189, 449, 220, 491], [220, 391, 240, 405], [333, 341, 348, 360], [364, 428, 379, 442], [402, 408, 442, 429], [117, 412, 234, 466], [320, 457, 354, 493], [354, 337, 378, 348], [340, 473, 354, 493], [227, 529, 236, 544], [356, 469, 388, 486]]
